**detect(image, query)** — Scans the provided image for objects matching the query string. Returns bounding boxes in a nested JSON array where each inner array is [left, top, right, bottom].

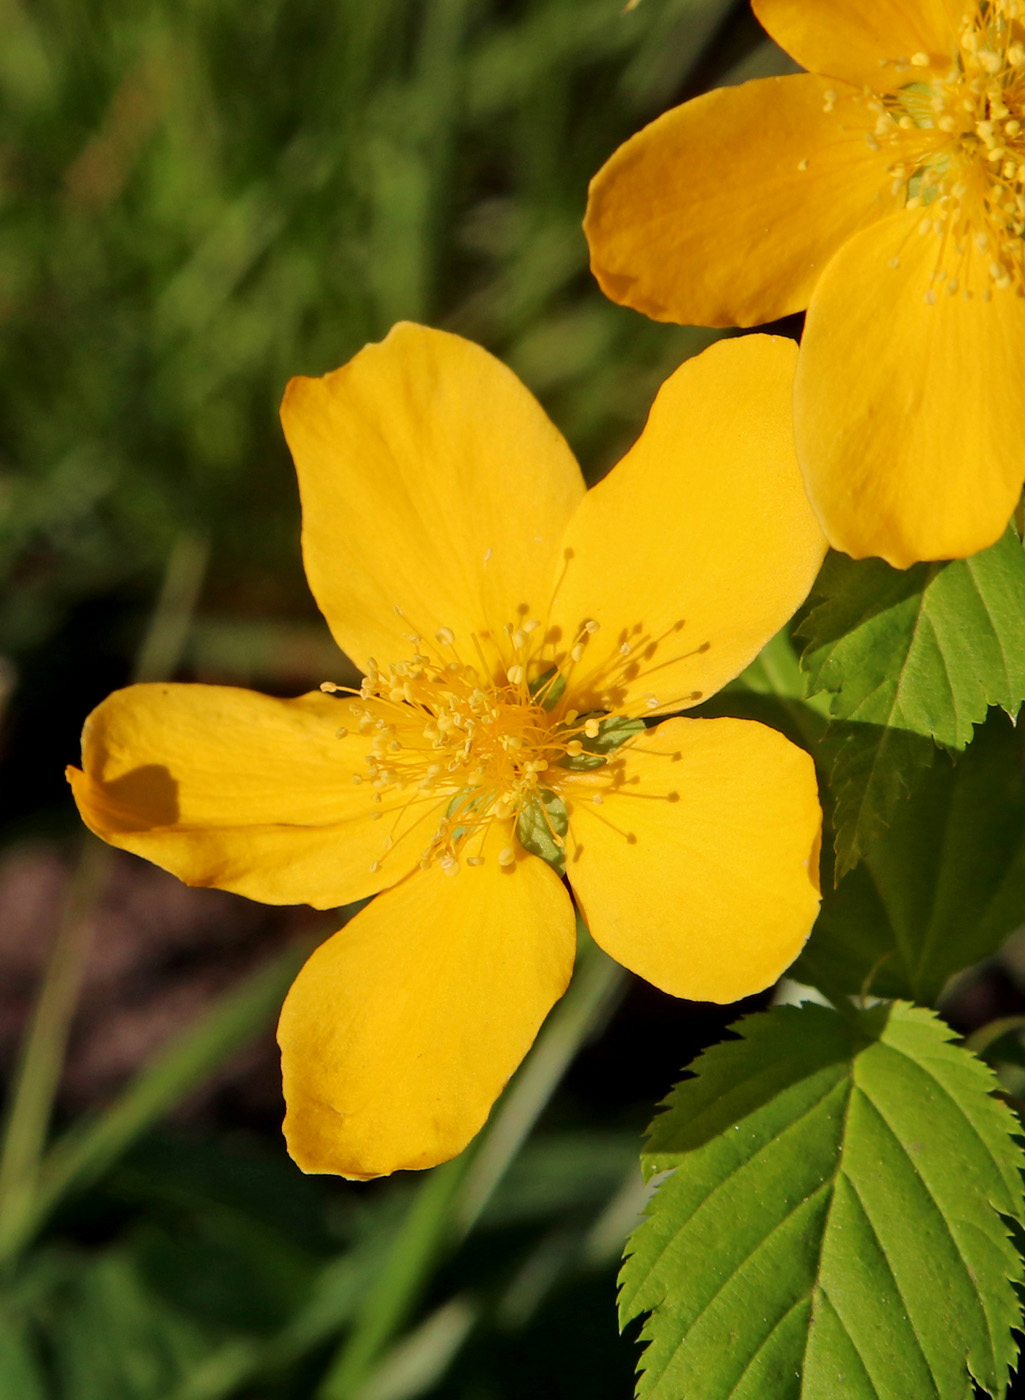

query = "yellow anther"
[[1009, 42, 1025, 66], [910, 51, 930, 67], [979, 48, 1003, 74], [466, 856, 485, 867], [507, 665, 525, 685], [644, 694, 659, 710], [435, 627, 455, 646], [584, 718, 601, 739], [498, 847, 516, 867]]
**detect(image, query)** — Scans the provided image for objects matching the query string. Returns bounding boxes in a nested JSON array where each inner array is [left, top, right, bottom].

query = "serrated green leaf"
[[795, 709, 1025, 1004], [621, 1001, 1025, 1400], [797, 531, 1025, 878], [516, 788, 568, 875]]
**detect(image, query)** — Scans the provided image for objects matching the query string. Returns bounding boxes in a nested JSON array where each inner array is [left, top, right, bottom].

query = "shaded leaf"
[[797, 531, 1025, 878], [795, 709, 1025, 1004], [621, 1001, 1024, 1400]]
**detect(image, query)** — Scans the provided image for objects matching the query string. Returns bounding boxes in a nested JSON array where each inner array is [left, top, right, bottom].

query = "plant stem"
[[0, 838, 109, 1259], [317, 929, 624, 1400], [0, 533, 208, 1263], [0, 940, 309, 1264]]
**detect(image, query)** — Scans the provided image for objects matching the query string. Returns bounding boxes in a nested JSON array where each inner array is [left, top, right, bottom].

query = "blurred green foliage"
[[0, 0, 768, 669], [0, 0, 788, 1394]]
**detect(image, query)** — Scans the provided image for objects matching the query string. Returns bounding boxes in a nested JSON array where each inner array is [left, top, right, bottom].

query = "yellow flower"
[[585, 0, 1025, 569], [68, 324, 824, 1179]]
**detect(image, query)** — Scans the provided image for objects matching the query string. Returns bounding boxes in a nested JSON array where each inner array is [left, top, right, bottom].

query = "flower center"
[[323, 618, 641, 878], [853, 1, 1025, 297]]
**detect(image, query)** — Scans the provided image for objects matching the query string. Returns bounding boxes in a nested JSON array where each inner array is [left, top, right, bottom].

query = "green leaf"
[[582, 714, 646, 753], [516, 788, 568, 875], [558, 713, 647, 771], [795, 709, 1025, 1004], [0, 1311, 46, 1400], [797, 531, 1025, 878], [529, 666, 566, 710], [50, 1249, 211, 1400], [621, 1001, 1025, 1400]]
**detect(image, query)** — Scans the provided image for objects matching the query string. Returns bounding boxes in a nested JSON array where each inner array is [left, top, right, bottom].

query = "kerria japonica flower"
[[585, 0, 1025, 569], [68, 324, 824, 1179]]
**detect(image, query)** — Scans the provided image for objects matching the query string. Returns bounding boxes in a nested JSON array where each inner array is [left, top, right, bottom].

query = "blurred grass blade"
[[131, 533, 210, 686], [318, 928, 624, 1400], [318, 1152, 474, 1400], [0, 534, 208, 1265], [359, 1296, 479, 1400], [0, 839, 109, 1262], [453, 926, 624, 1240], [25, 940, 310, 1250]]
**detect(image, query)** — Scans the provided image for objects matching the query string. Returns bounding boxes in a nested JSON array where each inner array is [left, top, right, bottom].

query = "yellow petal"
[[68, 683, 442, 908], [794, 211, 1025, 566], [550, 336, 825, 717], [585, 75, 899, 328], [565, 718, 821, 1004], [278, 830, 576, 1178], [753, 0, 956, 87], [281, 323, 585, 675]]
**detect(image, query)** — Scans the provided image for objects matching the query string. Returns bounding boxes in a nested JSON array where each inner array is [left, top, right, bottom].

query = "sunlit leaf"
[[621, 1001, 1025, 1400]]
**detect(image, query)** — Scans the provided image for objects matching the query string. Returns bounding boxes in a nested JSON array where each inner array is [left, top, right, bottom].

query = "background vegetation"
[[12, 2, 1025, 1394], [0, 1, 808, 1395]]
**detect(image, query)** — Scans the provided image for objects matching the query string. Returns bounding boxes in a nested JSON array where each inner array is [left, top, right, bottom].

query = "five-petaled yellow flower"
[[69, 324, 824, 1179], [586, 0, 1025, 569]]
